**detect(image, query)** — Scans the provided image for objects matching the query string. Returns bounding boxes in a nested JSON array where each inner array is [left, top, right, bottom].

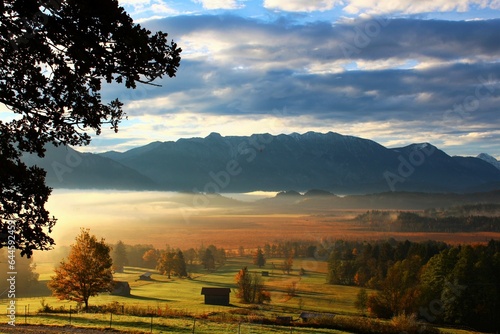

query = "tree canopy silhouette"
[[0, 0, 181, 256]]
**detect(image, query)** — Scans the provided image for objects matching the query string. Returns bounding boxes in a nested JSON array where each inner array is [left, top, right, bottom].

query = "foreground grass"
[[10, 313, 351, 333]]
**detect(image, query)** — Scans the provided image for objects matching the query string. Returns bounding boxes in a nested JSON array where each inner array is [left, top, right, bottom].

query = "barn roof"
[[113, 281, 130, 288], [201, 287, 231, 296]]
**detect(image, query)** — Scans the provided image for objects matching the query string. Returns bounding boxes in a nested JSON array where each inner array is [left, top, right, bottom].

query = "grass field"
[[1, 257, 487, 333], [14, 257, 362, 317], [4, 257, 358, 333]]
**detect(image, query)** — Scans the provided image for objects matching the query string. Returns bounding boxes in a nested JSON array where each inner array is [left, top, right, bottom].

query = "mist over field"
[[45, 189, 500, 253], [46, 190, 277, 248]]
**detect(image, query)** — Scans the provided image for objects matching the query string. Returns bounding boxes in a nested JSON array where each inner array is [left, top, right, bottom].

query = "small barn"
[[201, 287, 231, 306], [139, 272, 153, 281], [111, 281, 131, 296]]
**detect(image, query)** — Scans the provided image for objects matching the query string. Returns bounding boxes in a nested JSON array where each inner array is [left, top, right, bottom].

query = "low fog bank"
[[44, 189, 500, 246]]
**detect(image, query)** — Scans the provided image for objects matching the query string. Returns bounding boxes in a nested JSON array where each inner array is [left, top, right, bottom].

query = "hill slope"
[[22, 145, 157, 190]]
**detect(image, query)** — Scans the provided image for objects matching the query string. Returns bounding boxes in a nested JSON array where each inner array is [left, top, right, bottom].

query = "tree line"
[[258, 241, 326, 259], [327, 238, 500, 332], [354, 209, 500, 232], [115, 240, 318, 271], [112, 242, 227, 275], [153, 244, 226, 277]]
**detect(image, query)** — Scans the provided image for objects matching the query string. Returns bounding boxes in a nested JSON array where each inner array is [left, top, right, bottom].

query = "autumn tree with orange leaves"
[[48, 229, 113, 310]]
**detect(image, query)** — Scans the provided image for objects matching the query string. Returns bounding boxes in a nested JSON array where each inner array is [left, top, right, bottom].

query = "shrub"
[[391, 313, 419, 332], [38, 298, 71, 314], [296, 314, 439, 334]]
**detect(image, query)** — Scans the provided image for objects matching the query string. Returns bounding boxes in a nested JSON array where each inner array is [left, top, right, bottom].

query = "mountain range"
[[23, 131, 500, 194]]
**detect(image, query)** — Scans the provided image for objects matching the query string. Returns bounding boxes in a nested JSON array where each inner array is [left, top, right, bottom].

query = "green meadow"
[[2, 257, 482, 333], [14, 259, 356, 315], [5, 257, 357, 333]]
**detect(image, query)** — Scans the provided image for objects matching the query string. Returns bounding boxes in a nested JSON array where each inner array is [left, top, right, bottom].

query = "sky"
[[3, 0, 500, 158]]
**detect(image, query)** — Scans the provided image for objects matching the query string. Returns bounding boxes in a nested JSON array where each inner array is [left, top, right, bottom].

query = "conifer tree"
[[174, 250, 188, 277], [202, 249, 215, 270], [253, 247, 266, 268], [112, 240, 128, 273]]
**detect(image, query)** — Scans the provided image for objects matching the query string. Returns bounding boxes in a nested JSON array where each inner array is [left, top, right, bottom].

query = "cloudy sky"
[[98, 0, 500, 158], [6, 0, 500, 158]]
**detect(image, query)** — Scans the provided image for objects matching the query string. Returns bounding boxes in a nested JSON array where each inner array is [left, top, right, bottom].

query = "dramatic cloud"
[[95, 3, 500, 158], [139, 16, 500, 119], [343, 0, 500, 15], [262, 0, 500, 15]]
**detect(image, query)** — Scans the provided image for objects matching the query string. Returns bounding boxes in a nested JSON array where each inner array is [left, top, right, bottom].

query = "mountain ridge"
[[25, 132, 500, 194]]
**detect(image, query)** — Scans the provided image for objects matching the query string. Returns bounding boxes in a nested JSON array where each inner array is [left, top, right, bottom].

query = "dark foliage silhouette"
[[0, 0, 181, 256]]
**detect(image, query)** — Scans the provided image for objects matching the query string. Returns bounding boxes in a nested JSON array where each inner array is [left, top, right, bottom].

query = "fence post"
[[69, 305, 72, 325], [192, 318, 196, 333], [109, 313, 113, 329], [150, 315, 153, 333], [24, 305, 27, 324]]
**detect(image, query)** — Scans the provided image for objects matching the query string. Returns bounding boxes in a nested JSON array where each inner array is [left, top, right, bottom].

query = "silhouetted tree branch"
[[0, 0, 181, 256]]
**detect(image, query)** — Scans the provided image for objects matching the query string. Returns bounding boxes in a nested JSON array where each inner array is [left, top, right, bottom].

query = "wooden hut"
[[139, 272, 152, 281], [111, 281, 131, 296], [200, 287, 231, 306]]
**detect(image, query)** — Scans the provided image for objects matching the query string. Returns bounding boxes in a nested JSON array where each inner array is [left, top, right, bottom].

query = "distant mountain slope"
[[98, 131, 500, 194], [22, 145, 157, 190], [478, 153, 500, 170]]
